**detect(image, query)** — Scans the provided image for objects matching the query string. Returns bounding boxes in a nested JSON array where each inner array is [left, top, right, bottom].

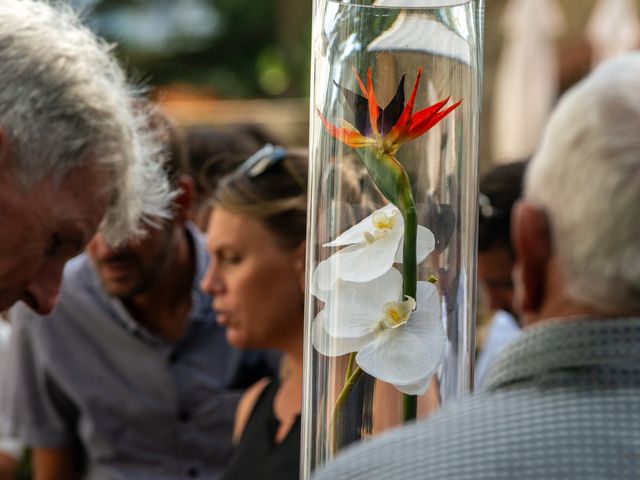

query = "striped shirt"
[[314, 317, 640, 480]]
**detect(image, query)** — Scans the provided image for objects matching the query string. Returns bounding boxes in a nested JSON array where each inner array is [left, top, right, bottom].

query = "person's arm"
[[34, 447, 79, 480]]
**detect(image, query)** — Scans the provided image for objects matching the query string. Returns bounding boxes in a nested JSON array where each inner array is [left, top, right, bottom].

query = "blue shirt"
[[1, 225, 278, 480], [475, 310, 520, 387]]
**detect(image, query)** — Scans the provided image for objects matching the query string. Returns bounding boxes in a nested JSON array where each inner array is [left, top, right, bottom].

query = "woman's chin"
[[225, 329, 250, 350]]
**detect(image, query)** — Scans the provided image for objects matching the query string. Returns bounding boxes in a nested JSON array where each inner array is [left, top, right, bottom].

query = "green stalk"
[[329, 366, 363, 453], [345, 352, 356, 382], [399, 193, 418, 422]]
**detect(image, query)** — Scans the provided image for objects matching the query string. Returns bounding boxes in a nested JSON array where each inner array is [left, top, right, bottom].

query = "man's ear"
[[512, 200, 552, 315], [172, 175, 196, 223]]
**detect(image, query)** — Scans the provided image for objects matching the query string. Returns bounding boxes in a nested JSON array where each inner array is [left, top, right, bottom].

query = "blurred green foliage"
[[74, 0, 311, 98]]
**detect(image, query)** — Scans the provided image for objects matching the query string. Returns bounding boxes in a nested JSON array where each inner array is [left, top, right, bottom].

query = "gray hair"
[[0, 0, 173, 244], [525, 52, 640, 311]]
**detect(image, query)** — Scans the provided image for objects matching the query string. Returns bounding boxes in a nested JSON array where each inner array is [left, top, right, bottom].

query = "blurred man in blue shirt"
[[2, 114, 277, 480]]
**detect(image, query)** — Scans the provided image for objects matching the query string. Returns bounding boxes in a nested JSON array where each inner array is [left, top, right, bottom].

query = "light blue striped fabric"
[[314, 318, 640, 480]]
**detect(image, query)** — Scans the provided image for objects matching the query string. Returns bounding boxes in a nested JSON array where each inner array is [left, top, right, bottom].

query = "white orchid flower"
[[312, 204, 435, 294], [312, 268, 445, 395]]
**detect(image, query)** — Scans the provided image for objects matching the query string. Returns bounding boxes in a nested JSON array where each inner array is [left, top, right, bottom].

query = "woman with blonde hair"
[[200, 145, 307, 480]]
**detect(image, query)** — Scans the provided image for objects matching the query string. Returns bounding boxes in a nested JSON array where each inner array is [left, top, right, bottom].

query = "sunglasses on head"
[[236, 144, 287, 178]]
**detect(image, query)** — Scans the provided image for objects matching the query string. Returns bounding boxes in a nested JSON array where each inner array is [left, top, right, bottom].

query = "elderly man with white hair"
[[314, 52, 640, 480], [0, 1, 172, 316]]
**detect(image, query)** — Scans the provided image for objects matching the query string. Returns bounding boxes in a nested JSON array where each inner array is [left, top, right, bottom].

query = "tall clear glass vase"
[[301, 0, 484, 478]]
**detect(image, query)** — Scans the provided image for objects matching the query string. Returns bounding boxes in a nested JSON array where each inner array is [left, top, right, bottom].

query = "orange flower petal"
[[352, 67, 368, 97], [386, 68, 422, 145], [367, 69, 381, 141], [317, 108, 376, 148]]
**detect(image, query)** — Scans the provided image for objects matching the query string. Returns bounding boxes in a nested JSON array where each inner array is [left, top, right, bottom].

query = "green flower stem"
[[330, 366, 363, 453], [345, 352, 356, 382], [357, 148, 418, 422], [399, 195, 418, 422]]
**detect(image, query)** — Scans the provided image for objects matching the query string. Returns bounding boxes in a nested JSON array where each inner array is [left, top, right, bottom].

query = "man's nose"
[[22, 260, 65, 315]]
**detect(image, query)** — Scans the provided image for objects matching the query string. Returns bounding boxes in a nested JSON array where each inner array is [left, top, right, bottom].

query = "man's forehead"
[[41, 170, 111, 244]]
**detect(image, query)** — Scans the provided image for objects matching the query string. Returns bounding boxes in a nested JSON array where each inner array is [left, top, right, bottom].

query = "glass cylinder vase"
[[302, 0, 484, 478]]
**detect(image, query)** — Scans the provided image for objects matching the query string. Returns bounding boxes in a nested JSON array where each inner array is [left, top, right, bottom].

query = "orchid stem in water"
[[399, 194, 418, 422], [345, 352, 356, 382], [330, 366, 363, 453]]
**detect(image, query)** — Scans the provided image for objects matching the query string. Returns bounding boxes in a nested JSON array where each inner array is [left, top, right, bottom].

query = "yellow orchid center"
[[380, 296, 416, 330], [363, 210, 399, 244]]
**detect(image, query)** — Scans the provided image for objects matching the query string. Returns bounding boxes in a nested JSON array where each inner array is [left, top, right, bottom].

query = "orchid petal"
[[394, 375, 431, 396], [310, 263, 330, 302], [327, 228, 403, 284], [314, 204, 403, 292], [312, 309, 373, 357], [326, 268, 403, 338], [325, 204, 399, 247], [355, 281, 444, 386], [312, 240, 392, 292], [414, 280, 440, 315], [394, 224, 435, 264]]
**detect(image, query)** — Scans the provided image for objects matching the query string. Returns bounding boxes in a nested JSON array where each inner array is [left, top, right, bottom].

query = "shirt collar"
[[92, 222, 214, 346], [482, 317, 640, 391]]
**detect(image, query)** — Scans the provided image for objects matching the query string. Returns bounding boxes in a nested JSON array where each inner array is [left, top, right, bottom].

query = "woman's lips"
[[215, 311, 230, 326]]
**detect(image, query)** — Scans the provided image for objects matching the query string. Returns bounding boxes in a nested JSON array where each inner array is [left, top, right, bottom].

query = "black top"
[[221, 379, 301, 480]]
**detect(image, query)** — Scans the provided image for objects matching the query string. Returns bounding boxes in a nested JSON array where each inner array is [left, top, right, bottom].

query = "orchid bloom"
[[312, 268, 445, 395], [312, 204, 435, 293], [318, 68, 462, 157]]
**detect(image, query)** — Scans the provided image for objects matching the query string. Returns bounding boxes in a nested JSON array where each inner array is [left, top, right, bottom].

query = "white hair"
[[0, 0, 174, 244], [525, 52, 640, 311]]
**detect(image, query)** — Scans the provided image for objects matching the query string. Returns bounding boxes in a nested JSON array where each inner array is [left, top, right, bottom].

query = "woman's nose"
[[200, 262, 224, 295]]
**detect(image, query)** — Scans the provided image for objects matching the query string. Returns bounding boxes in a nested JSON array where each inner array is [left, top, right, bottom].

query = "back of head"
[[186, 124, 280, 197], [148, 109, 188, 189], [479, 161, 527, 254], [525, 52, 640, 312], [213, 145, 308, 250], [0, 1, 172, 244]]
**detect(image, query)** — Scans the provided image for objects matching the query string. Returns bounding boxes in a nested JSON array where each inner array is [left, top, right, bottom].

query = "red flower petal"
[[406, 99, 462, 142], [410, 97, 450, 127]]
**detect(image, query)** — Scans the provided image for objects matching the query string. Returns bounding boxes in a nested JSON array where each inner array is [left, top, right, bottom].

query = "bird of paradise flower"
[[315, 67, 461, 429]]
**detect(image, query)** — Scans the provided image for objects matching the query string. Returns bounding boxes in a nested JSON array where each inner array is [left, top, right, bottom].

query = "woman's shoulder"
[[232, 377, 273, 444]]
